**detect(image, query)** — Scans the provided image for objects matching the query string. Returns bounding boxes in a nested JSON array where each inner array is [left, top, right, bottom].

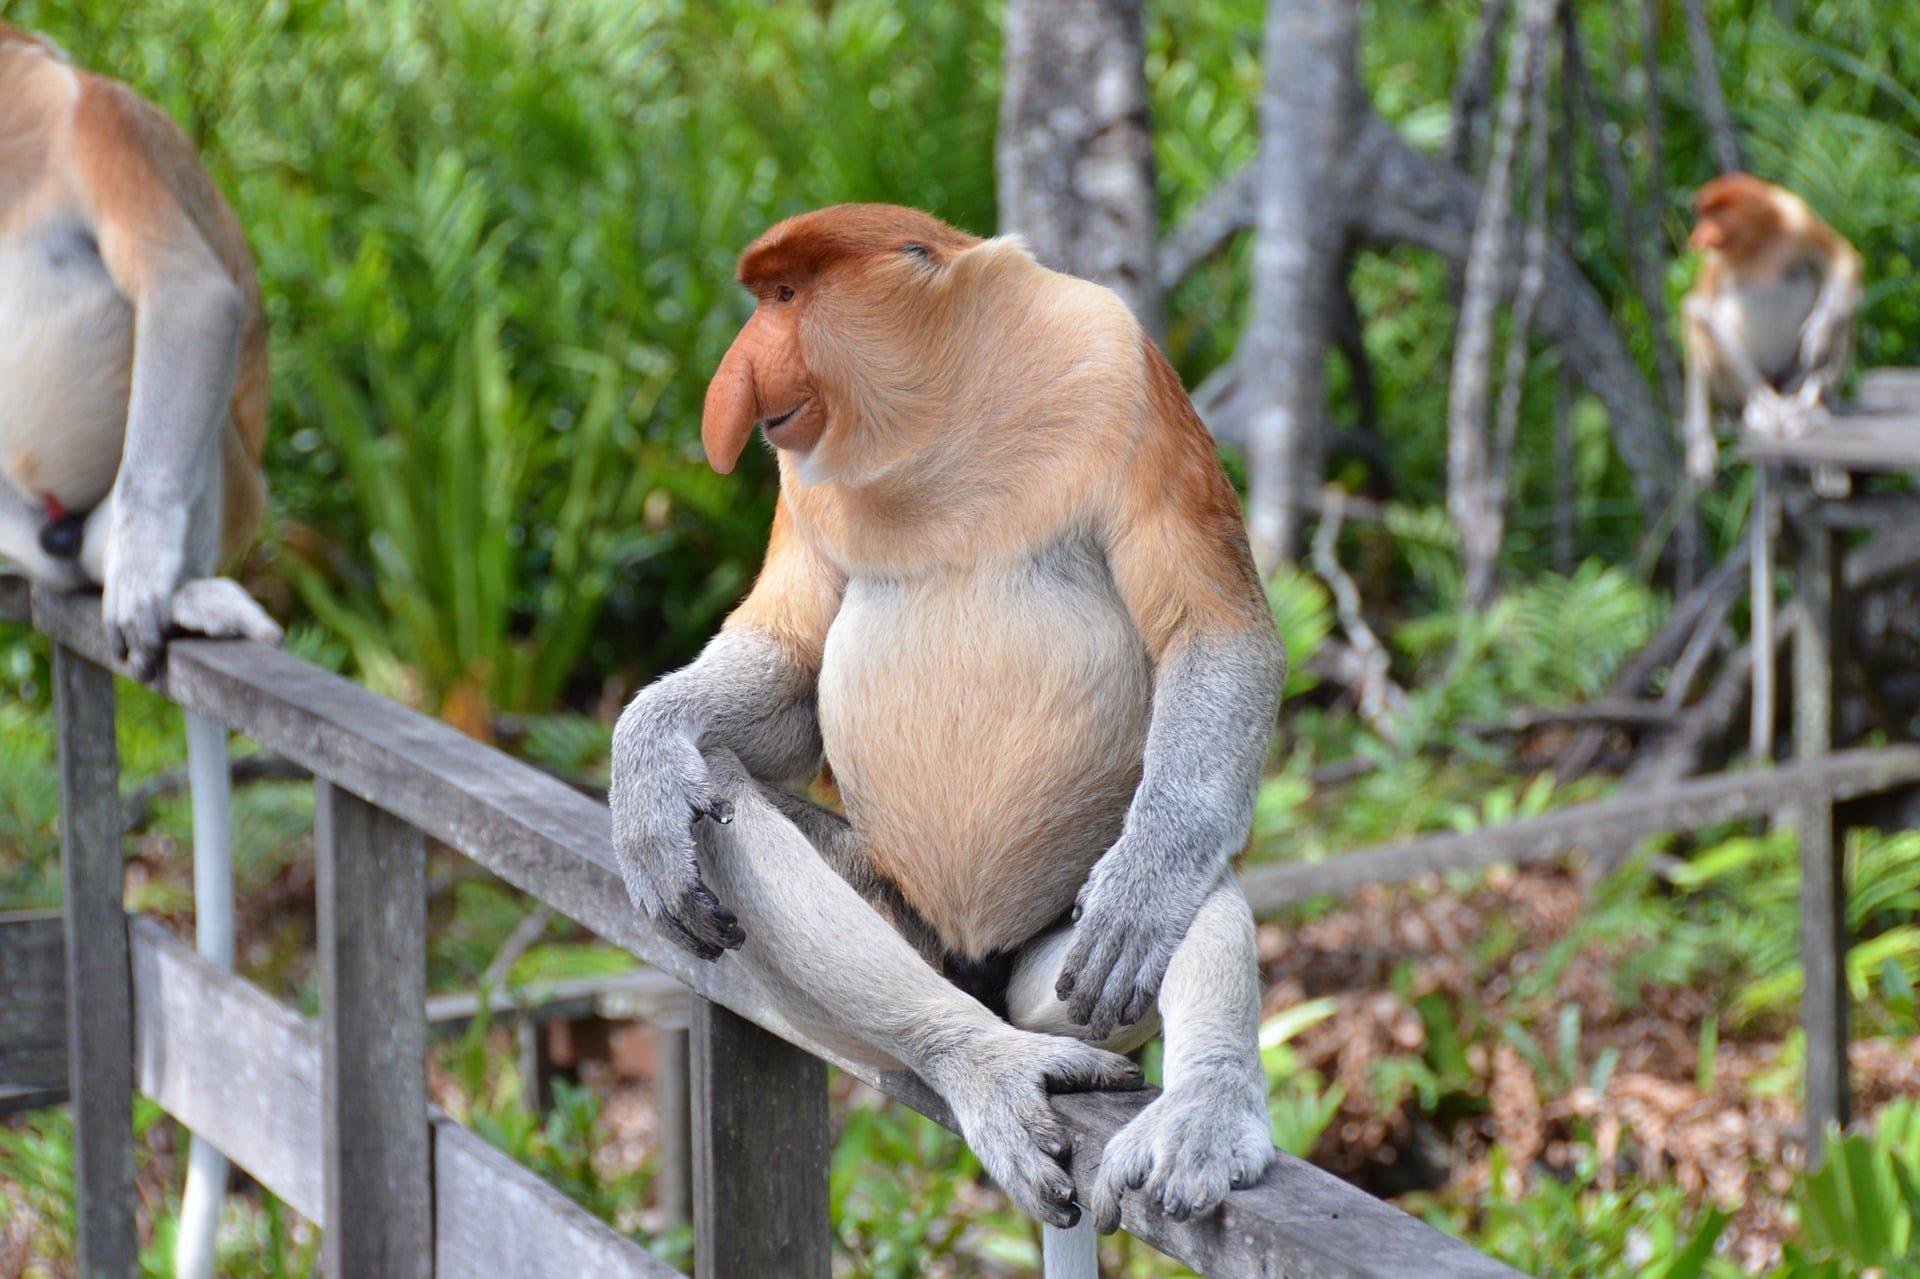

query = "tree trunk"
[[1239, 0, 1360, 570], [997, 0, 1163, 334], [1448, 0, 1554, 608]]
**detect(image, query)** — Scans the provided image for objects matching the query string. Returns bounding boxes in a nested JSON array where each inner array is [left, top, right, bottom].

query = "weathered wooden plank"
[[1739, 417, 1920, 473], [1793, 521, 1851, 1159], [130, 915, 325, 1218], [128, 919, 686, 1275], [424, 966, 689, 1037], [315, 783, 431, 1279], [54, 645, 138, 1279], [1058, 1091, 1526, 1279], [1242, 746, 1920, 912], [0, 1085, 68, 1116], [434, 1118, 682, 1279], [28, 588, 1536, 1279], [0, 911, 68, 1091], [690, 998, 831, 1279], [0, 569, 28, 622]]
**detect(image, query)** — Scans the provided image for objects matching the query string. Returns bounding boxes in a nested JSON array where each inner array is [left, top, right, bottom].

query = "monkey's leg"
[[1007, 874, 1272, 1234], [692, 747, 1140, 1229], [74, 484, 280, 661]]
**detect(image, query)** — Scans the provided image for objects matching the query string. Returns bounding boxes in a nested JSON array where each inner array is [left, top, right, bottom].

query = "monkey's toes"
[[662, 879, 746, 959], [1090, 1084, 1273, 1234], [1040, 1041, 1143, 1096]]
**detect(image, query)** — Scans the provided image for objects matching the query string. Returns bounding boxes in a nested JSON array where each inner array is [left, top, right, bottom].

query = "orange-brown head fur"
[[703, 204, 983, 475], [1689, 172, 1790, 259]]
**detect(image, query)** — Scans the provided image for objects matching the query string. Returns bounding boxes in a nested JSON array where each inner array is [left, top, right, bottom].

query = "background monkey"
[[0, 22, 280, 670], [1, 25, 279, 1279], [1682, 171, 1863, 483], [612, 204, 1286, 1232]]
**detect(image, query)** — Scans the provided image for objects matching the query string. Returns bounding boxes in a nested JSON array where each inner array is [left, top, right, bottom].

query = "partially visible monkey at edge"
[[1682, 171, 1863, 482], [0, 23, 280, 672], [612, 204, 1286, 1231]]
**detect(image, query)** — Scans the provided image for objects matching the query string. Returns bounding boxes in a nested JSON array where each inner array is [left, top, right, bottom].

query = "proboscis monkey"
[[0, 23, 280, 672], [1682, 172, 1863, 482], [1, 26, 278, 1279], [1683, 173, 1863, 763], [612, 205, 1286, 1232]]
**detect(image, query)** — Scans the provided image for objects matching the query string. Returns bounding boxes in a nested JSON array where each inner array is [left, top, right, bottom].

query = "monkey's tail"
[[175, 712, 234, 1279]]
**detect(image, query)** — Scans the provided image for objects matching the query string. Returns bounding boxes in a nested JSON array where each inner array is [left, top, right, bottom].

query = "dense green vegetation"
[[3, 0, 1919, 1275]]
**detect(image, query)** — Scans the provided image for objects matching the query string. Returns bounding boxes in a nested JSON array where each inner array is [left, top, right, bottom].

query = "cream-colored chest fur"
[[818, 536, 1152, 959], [1717, 259, 1820, 392], [0, 215, 132, 510]]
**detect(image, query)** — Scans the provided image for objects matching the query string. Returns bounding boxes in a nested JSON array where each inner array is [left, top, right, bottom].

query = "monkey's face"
[[701, 205, 981, 478], [1689, 174, 1783, 257]]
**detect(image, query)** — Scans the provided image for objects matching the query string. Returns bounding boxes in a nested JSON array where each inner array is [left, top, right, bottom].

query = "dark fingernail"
[[1070, 904, 1083, 923], [711, 797, 734, 824]]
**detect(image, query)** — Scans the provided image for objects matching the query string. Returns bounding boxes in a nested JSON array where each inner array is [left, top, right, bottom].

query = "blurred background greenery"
[[2, 0, 1919, 1276]]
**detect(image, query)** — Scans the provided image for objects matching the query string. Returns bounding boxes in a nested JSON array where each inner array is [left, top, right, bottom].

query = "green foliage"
[[1428, 1144, 1745, 1279], [10, 0, 1003, 714], [831, 1101, 1036, 1276], [1258, 997, 1346, 1156], [0, 1099, 321, 1277], [1783, 1100, 1920, 1276]]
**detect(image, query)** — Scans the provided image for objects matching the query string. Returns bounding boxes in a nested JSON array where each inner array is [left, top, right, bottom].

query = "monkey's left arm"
[[1796, 232, 1863, 398], [75, 87, 247, 672], [1055, 425, 1286, 1040]]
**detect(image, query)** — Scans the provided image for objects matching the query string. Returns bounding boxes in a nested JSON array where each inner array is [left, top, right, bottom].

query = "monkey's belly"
[[0, 227, 134, 512], [1721, 272, 1819, 391], [817, 551, 1153, 959]]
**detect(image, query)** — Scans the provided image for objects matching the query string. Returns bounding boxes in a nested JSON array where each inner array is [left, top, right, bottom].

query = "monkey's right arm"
[[611, 499, 844, 958]]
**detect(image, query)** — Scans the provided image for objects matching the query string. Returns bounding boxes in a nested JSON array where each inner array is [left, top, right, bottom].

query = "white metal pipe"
[[175, 711, 234, 1279], [1042, 1216, 1100, 1279]]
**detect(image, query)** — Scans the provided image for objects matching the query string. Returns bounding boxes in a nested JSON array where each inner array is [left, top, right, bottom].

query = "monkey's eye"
[[776, 285, 796, 303], [902, 243, 931, 261]]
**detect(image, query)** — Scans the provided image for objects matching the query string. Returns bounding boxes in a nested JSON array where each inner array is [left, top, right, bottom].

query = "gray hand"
[[1055, 839, 1203, 1040], [610, 706, 746, 960]]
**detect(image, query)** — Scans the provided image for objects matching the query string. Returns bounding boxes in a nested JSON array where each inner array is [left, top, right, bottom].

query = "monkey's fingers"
[[669, 879, 746, 957]]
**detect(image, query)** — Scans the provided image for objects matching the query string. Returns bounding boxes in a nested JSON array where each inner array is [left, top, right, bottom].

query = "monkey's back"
[[818, 536, 1153, 960]]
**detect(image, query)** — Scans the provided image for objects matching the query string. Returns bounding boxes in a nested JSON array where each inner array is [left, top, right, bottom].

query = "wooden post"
[[1792, 514, 1850, 1160], [54, 646, 138, 1279], [316, 781, 431, 1278], [689, 997, 830, 1279]]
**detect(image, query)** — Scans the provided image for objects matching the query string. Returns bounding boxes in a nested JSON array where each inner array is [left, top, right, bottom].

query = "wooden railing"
[[0, 573, 1530, 1279]]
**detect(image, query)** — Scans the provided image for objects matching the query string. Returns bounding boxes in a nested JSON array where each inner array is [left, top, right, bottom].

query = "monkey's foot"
[[171, 578, 283, 646], [929, 1028, 1140, 1229], [1088, 1071, 1272, 1234]]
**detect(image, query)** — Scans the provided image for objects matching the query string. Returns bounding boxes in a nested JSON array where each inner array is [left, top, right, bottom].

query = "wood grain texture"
[[27, 587, 1541, 1278], [130, 915, 325, 1217], [1792, 522, 1850, 1158], [54, 646, 138, 1279], [1739, 414, 1920, 472], [128, 919, 683, 1275], [691, 998, 831, 1279], [0, 911, 68, 1092], [1242, 746, 1920, 911], [435, 1119, 682, 1279], [316, 783, 431, 1279], [1058, 1090, 1525, 1278]]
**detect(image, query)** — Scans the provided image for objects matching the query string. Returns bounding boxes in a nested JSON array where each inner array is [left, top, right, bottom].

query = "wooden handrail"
[[14, 579, 1529, 1278]]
